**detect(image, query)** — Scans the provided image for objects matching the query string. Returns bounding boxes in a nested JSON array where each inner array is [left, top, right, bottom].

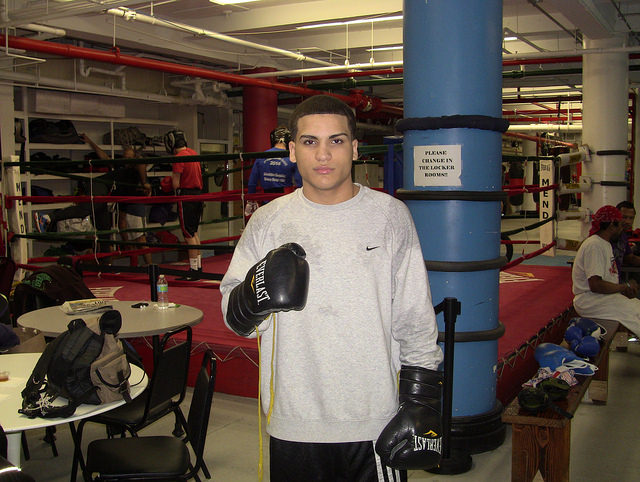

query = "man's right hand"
[[622, 279, 639, 298], [226, 243, 309, 336]]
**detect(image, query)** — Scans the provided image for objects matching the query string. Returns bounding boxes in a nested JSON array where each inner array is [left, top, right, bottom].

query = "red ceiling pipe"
[[532, 102, 555, 111], [503, 108, 583, 115], [1, 35, 403, 115], [507, 117, 582, 123], [503, 56, 583, 66]]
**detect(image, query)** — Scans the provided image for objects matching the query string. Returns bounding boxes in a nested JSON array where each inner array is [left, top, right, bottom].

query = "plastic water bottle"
[[157, 274, 169, 309]]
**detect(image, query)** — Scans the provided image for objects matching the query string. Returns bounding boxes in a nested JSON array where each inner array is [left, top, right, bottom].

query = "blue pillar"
[[383, 136, 403, 194], [402, 0, 505, 453]]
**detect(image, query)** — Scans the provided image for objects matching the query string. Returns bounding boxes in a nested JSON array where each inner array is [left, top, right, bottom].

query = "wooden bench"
[[502, 318, 619, 482]]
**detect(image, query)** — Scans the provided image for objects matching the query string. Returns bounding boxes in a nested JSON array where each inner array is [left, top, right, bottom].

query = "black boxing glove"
[[375, 366, 444, 470], [226, 243, 309, 336]]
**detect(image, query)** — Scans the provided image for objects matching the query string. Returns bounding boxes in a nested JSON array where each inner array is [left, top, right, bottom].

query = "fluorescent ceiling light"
[[366, 45, 403, 52], [504, 36, 518, 41], [209, 0, 260, 5], [297, 15, 403, 30]]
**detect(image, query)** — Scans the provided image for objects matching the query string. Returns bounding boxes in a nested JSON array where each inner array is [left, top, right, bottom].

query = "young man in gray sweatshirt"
[[220, 95, 444, 481]]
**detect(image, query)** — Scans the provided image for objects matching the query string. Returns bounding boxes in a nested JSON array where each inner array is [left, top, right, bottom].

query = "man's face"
[[610, 221, 625, 242], [289, 113, 358, 205], [620, 207, 636, 232]]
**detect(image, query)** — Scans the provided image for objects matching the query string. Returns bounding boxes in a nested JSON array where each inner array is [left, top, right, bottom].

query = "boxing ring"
[[0, 144, 584, 404]]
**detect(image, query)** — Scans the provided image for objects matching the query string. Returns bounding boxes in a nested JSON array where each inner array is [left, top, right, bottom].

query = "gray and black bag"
[[19, 310, 132, 418]]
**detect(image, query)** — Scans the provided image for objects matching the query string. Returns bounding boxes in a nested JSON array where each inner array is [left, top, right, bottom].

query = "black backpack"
[[11, 264, 95, 322], [19, 310, 132, 419]]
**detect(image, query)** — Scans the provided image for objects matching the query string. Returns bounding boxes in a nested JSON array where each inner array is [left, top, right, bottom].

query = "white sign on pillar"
[[539, 158, 556, 256], [413, 145, 462, 187], [5, 157, 28, 279]]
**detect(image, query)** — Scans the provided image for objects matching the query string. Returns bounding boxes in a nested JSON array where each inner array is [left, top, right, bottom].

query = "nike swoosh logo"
[[366, 246, 380, 251]]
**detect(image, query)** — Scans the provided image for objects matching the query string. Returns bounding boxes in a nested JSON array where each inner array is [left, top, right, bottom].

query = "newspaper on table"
[[60, 299, 113, 315]]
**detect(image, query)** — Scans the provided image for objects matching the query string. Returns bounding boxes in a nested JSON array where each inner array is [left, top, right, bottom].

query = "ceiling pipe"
[[246, 49, 640, 81], [0, 35, 403, 116], [265, 56, 588, 83], [77, 41, 126, 90], [504, 108, 582, 116], [503, 45, 640, 61], [246, 61, 404, 79], [0, 69, 230, 106], [18, 23, 66, 37], [255, 53, 640, 85], [288, 64, 634, 98], [503, 95, 583, 103], [505, 131, 579, 145], [526, 0, 582, 45], [280, 69, 404, 83], [106, 7, 336, 68], [78, 58, 127, 90], [504, 92, 636, 104], [508, 117, 582, 123]]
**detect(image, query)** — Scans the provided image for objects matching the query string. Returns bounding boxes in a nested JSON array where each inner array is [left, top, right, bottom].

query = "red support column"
[[242, 67, 278, 183]]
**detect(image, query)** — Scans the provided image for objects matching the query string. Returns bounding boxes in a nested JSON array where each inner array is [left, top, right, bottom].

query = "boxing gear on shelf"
[[375, 366, 444, 470], [226, 243, 309, 336]]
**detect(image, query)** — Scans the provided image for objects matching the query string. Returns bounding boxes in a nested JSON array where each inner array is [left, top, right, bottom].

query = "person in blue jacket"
[[245, 127, 301, 216]]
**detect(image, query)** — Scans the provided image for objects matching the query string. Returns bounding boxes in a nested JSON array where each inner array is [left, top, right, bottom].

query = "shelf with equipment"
[[14, 87, 182, 258]]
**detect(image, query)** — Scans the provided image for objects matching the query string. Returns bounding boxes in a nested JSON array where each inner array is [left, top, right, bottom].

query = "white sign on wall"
[[413, 144, 462, 186], [539, 158, 557, 257]]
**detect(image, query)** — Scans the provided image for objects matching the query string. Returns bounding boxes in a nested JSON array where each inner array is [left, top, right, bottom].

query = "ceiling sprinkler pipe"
[[106, 7, 335, 67], [505, 131, 580, 145], [19, 23, 66, 37]]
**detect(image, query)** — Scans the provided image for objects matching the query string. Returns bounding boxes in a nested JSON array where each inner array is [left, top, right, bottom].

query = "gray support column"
[[581, 37, 629, 236]]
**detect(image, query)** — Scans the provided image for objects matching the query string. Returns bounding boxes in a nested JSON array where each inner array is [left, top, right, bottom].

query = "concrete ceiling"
[[2, 0, 640, 124]]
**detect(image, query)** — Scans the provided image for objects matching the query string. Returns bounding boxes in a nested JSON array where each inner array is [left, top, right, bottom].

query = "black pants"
[[270, 437, 407, 482]]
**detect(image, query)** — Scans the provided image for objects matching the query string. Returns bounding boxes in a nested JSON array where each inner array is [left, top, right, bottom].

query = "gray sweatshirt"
[[220, 185, 443, 443]]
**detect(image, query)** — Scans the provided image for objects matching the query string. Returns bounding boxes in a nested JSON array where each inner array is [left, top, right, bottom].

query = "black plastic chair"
[[0, 426, 35, 482], [0, 456, 35, 482], [72, 325, 193, 479], [80, 325, 192, 435], [85, 349, 217, 481]]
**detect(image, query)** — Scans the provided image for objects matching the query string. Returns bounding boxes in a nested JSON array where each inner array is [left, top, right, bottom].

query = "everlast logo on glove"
[[226, 243, 309, 337], [252, 259, 271, 304], [376, 366, 444, 470], [414, 431, 442, 454]]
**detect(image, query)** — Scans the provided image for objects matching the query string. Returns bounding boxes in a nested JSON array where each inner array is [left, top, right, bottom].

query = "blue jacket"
[[248, 148, 301, 193]]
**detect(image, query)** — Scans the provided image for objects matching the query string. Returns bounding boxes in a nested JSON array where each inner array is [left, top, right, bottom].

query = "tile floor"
[[17, 340, 640, 481], [16, 217, 640, 481]]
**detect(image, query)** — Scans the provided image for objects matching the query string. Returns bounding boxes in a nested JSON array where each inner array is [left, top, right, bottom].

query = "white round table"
[[17, 300, 203, 338], [0, 352, 147, 466]]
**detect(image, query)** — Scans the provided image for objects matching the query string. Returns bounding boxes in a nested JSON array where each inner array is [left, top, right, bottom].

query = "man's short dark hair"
[[289, 95, 356, 141], [616, 200, 635, 213]]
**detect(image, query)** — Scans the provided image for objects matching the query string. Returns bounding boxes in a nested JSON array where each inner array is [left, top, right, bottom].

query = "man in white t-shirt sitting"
[[572, 205, 640, 336]]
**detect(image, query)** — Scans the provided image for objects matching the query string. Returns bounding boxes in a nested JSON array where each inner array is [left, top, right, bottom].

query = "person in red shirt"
[[165, 130, 203, 281]]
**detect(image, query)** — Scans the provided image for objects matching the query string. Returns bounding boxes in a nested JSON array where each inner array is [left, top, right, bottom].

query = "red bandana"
[[589, 205, 622, 235]]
